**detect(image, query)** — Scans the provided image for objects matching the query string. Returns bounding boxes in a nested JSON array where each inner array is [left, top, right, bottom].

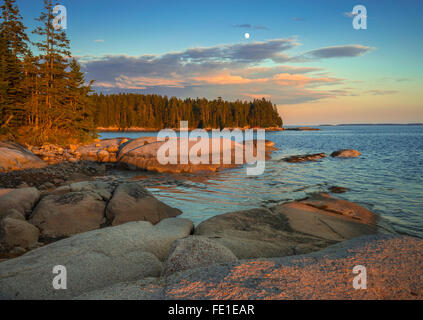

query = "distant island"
[[91, 94, 283, 132]]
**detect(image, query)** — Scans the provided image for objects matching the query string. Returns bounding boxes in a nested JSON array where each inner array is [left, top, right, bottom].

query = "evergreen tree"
[[0, 0, 30, 128]]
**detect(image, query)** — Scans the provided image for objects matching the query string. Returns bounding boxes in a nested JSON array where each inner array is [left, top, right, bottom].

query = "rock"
[[140, 235, 423, 300], [74, 278, 162, 300], [195, 194, 380, 259], [0, 218, 40, 252], [0, 141, 46, 173], [162, 236, 237, 276], [118, 137, 247, 173], [29, 192, 107, 239], [0, 187, 40, 219], [0, 218, 193, 299], [329, 186, 349, 194], [116, 136, 157, 158], [106, 182, 181, 226], [331, 149, 361, 158], [283, 153, 326, 163], [297, 193, 376, 225], [3, 209, 25, 221], [76, 138, 126, 162]]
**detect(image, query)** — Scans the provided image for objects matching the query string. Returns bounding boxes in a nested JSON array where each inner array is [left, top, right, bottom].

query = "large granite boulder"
[[331, 149, 361, 158], [0, 187, 40, 219], [122, 235, 422, 300], [0, 141, 46, 173], [195, 194, 381, 259], [29, 192, 107, 239], [106, 181, 182, 226], [0, 218, 193, 299], [162, 236, 237, 276], [117, 137, 246, 173], [0, 218, 40, 252]]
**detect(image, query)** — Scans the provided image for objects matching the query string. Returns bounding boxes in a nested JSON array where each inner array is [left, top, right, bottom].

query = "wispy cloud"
[[291, 17, 306, 21], [233, 23, 270, 30], [294, 45, 374, 61], [366, 90, 399, 96], [343, 11, 357, 18], [94, 39, 105, 43]]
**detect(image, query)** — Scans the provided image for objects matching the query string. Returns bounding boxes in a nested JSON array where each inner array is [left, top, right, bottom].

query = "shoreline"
[[97, 127, 284, 132]]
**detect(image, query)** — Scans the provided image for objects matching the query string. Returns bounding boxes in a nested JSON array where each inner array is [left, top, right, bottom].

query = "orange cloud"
[[192, 72, 268, 85], [273, 73, 340, 87]]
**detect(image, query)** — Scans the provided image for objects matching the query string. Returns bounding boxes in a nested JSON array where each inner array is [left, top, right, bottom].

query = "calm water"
[[101, 125, 423, 238]]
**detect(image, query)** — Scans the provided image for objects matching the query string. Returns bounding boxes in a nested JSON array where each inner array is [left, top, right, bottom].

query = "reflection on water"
[[101, 125, 423, 238]]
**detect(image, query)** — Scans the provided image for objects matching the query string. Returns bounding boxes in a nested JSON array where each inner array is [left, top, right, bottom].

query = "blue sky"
[[16, 0, 423, 124]]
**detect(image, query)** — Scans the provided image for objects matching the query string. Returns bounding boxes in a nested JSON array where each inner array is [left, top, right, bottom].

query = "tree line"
[[91, 94, 283, 130], [0, 0, 283, 146]]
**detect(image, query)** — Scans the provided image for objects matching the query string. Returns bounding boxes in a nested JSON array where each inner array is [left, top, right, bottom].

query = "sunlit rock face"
[[0, 141, 46, 173]]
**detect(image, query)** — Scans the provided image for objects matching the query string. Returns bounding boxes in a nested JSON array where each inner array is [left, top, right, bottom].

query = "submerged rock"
[[106, 181, 182, 226], [0, 218, 193, 300], [0, 141, 46, 173], [283, 153, 326, 163], [328, 186, 349, 194], [331, 149, 361, 158]]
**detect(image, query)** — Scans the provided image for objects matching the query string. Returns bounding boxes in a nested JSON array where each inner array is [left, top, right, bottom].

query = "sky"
[[16, 0, 423, 125]]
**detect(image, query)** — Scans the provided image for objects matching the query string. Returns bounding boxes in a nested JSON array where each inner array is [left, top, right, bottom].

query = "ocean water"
[[100, 125, 423, 238]]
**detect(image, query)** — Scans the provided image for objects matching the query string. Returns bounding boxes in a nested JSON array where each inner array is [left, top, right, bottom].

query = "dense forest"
[[92, 94, 283, 130], [0, 0, 282, 146]]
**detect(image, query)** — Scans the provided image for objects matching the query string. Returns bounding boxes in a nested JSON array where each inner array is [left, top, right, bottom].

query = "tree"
[[0, 0, 30, 128]]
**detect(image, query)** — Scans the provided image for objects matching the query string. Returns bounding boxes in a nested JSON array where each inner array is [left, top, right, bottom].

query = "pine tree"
[[32, 0, 71, 137], [0, 0, 30, 128]]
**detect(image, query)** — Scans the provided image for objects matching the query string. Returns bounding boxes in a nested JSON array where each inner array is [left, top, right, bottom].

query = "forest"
[[0, 0, 283, 146], [92, 94, 283, 130]]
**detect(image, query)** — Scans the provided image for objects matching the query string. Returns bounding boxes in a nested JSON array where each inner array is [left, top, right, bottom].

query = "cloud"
[[291, 17, 306, 21], [343, 12, 357, 18], [94, 39, 105, 43], [233, 24, 269, 30], [295, 45, 374, 61], [366, 90, 399, 95], [78, 38, 374, 105]]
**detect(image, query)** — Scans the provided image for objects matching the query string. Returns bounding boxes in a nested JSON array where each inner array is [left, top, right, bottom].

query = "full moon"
[[244, 33, 250, 39]]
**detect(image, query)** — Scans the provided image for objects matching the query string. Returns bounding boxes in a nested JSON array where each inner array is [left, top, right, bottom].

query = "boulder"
[[29, 192, 107, 239], [195, 194, 381, 259], [117, 136, 158, 157], [106, 182, 181, 226], [0, 187, 40, 219], [331, 149, 361, 158], [0, 218, 193, 299], [162, 236, 237, 276], [0, 141, 46, 173], [283, 153, 326, 163], [136, 235, 423, 300], [118, 137, 247, 173], [0, 218, 40, 252]]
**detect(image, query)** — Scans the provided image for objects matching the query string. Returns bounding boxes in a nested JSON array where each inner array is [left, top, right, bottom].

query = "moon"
[[244, 32, 250, 39]]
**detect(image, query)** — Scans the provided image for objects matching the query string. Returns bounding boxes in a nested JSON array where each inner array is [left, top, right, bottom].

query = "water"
[[100, 125, 423, 238]]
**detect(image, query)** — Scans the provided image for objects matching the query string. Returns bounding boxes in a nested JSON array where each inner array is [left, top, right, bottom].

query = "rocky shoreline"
[[0, 137, 422, 300]]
